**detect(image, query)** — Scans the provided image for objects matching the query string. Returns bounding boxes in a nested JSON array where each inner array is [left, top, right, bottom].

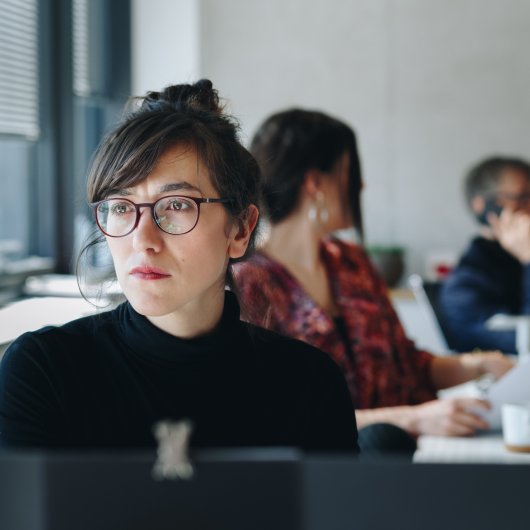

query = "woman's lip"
[[129, 266, 171, 278]]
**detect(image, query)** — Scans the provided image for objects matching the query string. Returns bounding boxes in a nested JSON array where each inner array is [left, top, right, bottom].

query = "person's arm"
[[491, 209, 530, 317], [475, 210, 530, 333], [354, 352, 513, 437], [490, 209, 530, 264], [429, 352, 514, 390], [356, 398, 491, 437]]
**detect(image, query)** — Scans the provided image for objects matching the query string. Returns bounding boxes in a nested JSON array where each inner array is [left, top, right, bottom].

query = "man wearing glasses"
[[440, 156, 530, 353]]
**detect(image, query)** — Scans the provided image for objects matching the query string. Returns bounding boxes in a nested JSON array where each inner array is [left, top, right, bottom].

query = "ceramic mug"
[[501, 402, 530, 452]]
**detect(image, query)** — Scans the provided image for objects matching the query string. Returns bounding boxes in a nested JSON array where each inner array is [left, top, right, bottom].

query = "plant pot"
[[367, 246, 405, 288]]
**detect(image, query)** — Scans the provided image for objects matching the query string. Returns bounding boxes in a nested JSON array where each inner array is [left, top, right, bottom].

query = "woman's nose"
[[132, 208, 164, 252]]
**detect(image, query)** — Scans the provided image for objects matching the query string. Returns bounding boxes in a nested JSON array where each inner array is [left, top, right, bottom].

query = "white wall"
[[132, 0, 199, 95], [133, 0, 530, 276]]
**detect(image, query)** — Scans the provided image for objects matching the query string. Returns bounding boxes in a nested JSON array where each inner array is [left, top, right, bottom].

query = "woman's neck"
[[146, 286, 226, 339], [264, 217, 339, 316], [264, 216, 323, 274]]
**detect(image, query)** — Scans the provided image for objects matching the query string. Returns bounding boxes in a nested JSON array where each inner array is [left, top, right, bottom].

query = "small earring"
[[314, 190, 329, 226]]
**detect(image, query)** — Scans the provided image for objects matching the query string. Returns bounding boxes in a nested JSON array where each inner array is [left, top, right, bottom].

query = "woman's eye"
[[111, 202, 133, 215], [168, 199, 190, 211]]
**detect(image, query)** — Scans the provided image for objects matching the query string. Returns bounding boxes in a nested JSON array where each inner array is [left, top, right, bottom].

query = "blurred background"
[[2, 0, 530, 298]]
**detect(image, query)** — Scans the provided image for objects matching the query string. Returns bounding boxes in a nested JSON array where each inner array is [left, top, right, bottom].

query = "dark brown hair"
[[79, 79, 260, 292], [250, 108, 364, 240]]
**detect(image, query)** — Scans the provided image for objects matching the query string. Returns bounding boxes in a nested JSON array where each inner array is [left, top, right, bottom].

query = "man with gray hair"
[[439, 156, 530, 353]]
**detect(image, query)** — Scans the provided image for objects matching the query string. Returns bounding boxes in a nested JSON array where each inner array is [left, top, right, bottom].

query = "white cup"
[[501, 402, 530, 452]]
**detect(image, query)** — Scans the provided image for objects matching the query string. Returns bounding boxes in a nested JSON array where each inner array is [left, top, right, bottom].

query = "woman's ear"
[[303, 169, 322, 200], [228, 205, 259, 259]]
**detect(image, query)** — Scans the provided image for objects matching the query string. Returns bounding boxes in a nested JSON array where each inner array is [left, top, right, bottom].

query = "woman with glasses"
[[0, 81, 358, 452], [232, 109, 513, 449]]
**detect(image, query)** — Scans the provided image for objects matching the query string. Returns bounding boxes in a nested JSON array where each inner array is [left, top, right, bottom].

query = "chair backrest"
[[408, 274, 454, 353]]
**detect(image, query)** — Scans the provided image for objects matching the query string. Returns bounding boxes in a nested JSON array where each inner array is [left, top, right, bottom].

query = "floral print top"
[[232, 237, 437, 409]]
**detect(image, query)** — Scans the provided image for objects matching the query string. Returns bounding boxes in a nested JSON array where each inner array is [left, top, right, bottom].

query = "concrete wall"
[[132, 0, 199, 95], [133, 0, 530, 276]]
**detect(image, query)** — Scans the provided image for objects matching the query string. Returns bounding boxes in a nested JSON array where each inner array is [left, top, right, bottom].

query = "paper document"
[[486, 313, 530, 330], [480, 359, 530, 429]]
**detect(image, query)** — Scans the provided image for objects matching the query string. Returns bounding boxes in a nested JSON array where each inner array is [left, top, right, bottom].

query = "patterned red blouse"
[[232, 237, 437, 409]]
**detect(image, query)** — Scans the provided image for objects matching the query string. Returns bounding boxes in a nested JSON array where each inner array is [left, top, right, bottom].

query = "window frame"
[[0, 0, 131, 297]]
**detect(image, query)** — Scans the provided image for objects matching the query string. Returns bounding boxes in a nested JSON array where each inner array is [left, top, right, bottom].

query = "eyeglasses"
[[495, 192, 530, 205], [91, 195, 232, 237]]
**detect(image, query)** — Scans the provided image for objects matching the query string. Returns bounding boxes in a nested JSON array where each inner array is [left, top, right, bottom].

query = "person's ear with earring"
[[305, 171, 332, 230], [308, 190, 329, 225]]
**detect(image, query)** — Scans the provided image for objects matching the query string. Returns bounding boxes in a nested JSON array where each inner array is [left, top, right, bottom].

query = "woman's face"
[[105, 144, 249, 320], [320, 151, 354, 232]]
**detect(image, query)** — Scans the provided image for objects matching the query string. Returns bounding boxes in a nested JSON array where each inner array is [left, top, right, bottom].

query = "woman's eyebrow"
[[108, 188, 131, 197], [158, 181, 202, 194], [114, 181, 203, 196]]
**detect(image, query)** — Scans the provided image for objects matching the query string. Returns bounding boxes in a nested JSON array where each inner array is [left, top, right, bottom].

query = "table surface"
[[0, 296, 107, 356], [414, 432, 530, 464]]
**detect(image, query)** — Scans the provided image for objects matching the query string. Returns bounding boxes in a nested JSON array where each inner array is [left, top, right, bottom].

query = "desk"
[[0, 296, 108, 357], [414, 432, 530, 464]]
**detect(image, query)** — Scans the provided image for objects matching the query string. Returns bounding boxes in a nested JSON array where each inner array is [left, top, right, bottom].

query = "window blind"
[[0, 0, 39, 139], [72, 0, 90, 97]]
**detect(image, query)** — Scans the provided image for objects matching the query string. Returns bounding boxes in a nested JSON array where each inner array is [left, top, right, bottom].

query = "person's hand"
[[410, 398, 491, 437], [461, 351, 515, 380], [489, 209, 530, 264]]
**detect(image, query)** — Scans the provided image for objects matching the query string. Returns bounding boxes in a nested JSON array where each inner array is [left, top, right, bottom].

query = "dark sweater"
[[0, 292, 358, 452], [439, 237, 530, 353]]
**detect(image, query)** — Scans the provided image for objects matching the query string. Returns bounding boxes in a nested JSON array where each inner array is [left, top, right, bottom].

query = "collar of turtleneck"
[[116, 290, 243, 365]]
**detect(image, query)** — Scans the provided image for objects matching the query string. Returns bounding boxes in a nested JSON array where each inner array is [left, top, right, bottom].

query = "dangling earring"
[[308, 191, 329, 226], [308, 204, 318, 223], [318, 191, 329, 225]]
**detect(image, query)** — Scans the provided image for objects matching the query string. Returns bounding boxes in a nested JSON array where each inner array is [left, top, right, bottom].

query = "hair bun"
[[141, 79, 222, 115]]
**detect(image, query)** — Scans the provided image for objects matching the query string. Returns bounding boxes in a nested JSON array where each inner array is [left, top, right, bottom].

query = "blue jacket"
[[439, 237, 530, 353]]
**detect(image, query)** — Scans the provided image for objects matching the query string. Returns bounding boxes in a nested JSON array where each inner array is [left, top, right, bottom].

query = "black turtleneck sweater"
[[0, 292, 358, 452]]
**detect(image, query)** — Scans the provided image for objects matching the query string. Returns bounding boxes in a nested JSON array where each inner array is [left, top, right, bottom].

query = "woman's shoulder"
[[323, 236, 369, 262], [241, 321, 341, 373], [240, 323, 349, 406], [323, 237, 377, 277], [233, 250, 281, 279], [232, 251, 295, 303]]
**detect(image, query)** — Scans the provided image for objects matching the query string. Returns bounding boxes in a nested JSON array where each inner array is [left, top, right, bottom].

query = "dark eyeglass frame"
[[91, 195, 233, 237], [493, 191, 530, 203]]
